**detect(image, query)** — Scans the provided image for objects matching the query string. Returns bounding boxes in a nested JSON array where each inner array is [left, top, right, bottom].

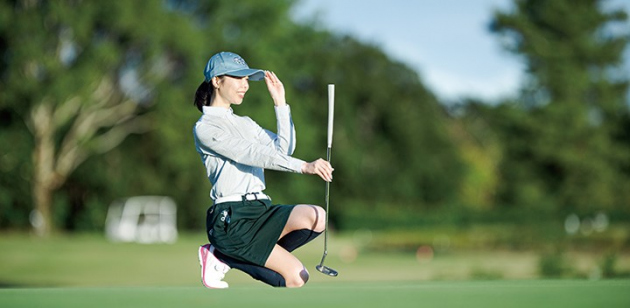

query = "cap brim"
[[226, 69, 265, 81]]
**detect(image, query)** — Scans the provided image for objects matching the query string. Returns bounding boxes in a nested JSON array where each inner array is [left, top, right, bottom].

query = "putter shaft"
[[316, 147, 337, 276], [317, 84, 338, 277], [323, 147, 331, 255]]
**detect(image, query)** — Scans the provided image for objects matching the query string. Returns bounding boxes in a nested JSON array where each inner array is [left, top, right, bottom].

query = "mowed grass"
[[1, 280, 629, 308], [1, 232, 629, 307], [0, 232, 543, 287]]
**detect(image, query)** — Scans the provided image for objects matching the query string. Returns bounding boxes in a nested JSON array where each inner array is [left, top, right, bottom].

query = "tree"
[[0, 0, 197, 235], [489, 0, 630, 213], [1, 0, 465, 233]]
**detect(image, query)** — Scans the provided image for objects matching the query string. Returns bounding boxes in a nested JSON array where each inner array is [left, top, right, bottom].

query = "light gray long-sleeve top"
[[193, 105, 305, 201]]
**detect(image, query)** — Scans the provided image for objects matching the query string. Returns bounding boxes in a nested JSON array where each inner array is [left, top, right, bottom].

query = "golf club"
[[316, 84, 339, 277]]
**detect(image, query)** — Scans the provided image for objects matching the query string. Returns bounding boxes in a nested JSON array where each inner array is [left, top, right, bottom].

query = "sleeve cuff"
[[289, 157, 305, 173], [274, 104, 291, 118]]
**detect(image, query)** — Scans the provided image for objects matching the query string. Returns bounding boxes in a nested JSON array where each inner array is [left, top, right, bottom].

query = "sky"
[[291, 0, 630, 102]]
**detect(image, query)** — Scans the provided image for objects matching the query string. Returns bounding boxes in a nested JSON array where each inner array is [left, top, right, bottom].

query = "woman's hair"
[[194, 76, 225, 112], [194, 81, 212, 112]]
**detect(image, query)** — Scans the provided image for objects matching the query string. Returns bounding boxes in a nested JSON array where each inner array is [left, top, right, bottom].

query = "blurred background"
[[1, 0, 629, 286]]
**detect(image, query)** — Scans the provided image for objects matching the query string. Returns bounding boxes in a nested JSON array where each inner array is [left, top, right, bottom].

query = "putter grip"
[[327, 84, 335, 148]]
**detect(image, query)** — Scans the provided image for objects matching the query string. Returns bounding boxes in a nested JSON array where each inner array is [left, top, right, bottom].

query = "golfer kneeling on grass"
[[192, 51, 334, 288]]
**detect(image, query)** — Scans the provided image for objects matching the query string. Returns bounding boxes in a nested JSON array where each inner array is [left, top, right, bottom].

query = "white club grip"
[[327, 84, 335, 148]]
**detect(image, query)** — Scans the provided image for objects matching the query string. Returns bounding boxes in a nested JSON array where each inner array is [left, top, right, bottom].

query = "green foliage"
[[0, 0, 207, 231], [538, 248, 572, 278], [478, 0, 630, 214], [598, 251, 630, 278], [0, 123, 32, 229], [1, 0, 629, 232], [601, 251, 618, 278], [0, 0, 463, 232]]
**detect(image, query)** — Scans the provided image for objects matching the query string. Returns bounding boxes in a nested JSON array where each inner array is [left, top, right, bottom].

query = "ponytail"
[[194, 81, 212, 112]]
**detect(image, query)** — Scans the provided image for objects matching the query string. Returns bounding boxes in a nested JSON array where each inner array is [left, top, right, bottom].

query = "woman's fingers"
[[264, 71, 282, 86], [305, 159, 333, 182], [264, 71, 286, 106], [320, 160, 333, 182]]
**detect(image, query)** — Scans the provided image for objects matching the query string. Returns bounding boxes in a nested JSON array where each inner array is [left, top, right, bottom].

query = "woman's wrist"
[[273, 99, 287, 107]]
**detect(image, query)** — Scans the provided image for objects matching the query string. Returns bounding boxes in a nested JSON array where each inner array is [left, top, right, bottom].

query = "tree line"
[[0, 0, 628, 236]]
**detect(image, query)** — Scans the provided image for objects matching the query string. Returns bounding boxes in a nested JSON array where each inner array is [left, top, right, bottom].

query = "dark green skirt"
[[206, 199, 295, 266]]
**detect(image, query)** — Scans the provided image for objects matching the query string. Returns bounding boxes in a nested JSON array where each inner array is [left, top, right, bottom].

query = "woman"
[[193, 51, 334, 288]]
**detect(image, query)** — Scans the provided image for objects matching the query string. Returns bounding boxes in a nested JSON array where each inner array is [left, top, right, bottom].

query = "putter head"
[[316, 264, 339, 277]]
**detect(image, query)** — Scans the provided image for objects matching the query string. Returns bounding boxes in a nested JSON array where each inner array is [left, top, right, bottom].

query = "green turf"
[[1, 232, 629, 307], [1, 280, 629, 308], [0, 232, 544, 287]]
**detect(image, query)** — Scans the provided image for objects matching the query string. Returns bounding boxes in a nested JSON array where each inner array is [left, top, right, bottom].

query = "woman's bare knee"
[[285, 267, 309, 288], [265, 245, 310, 288]]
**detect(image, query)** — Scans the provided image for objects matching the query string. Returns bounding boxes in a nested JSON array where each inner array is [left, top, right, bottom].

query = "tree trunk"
[[30, 103, 58, 237], [32, 168, 54, 236], [27, 81, 148, 237]]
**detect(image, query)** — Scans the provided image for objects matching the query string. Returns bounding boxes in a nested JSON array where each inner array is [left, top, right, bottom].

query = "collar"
[[202, 106, 233, 117]]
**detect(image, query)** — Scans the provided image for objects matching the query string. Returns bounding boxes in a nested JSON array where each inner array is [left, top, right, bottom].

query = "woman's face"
[[213, 75, 249, 107]]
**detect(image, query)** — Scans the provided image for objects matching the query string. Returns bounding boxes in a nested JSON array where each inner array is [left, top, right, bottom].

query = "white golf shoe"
[[198, 244, 230, 289]]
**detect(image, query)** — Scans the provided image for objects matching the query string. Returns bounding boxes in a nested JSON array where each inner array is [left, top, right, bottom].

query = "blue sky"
[[291, 0, 630, 102]]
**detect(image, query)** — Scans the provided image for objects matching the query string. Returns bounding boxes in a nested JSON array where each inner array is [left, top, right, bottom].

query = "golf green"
[[1, 280, 628, 308]]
